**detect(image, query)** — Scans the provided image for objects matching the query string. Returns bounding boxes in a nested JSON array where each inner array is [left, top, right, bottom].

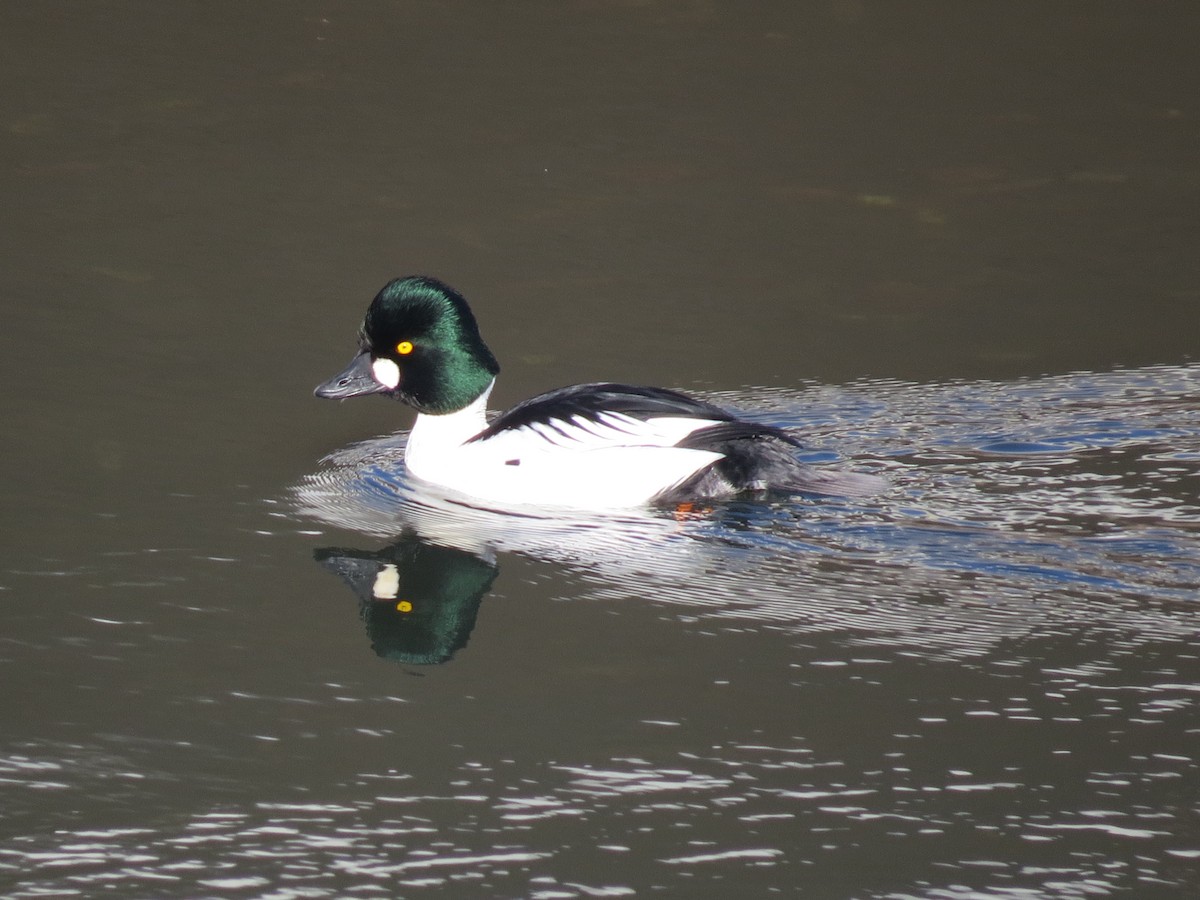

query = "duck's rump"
[[659, 419, 885, 503]]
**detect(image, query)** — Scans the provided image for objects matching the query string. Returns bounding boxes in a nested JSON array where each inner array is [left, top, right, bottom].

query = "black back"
[[469, 382, 742, 442]]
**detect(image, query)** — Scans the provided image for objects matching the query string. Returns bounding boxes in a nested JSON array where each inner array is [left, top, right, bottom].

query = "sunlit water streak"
[[4, 721, 1197, 896]]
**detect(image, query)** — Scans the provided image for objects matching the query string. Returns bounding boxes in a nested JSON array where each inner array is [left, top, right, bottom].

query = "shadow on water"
[[296, 363, 1199, 666]]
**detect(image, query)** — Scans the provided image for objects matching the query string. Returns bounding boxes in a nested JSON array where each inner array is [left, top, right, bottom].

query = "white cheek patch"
[[371, 357, 401, 389], [372, 564, 400, 600]]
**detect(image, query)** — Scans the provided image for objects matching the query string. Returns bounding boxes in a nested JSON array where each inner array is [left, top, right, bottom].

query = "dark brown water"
[[2, 3, 1198, 897]]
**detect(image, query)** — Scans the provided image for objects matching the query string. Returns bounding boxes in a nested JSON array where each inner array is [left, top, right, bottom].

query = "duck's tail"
[[665, 422, 886, 501]]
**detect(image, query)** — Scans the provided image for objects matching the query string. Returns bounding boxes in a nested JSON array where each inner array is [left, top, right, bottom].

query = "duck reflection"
[[315, 537, 497, 665]]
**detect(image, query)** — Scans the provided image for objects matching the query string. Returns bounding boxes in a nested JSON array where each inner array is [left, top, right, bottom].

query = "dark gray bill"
[[314, 352, 388, 399]]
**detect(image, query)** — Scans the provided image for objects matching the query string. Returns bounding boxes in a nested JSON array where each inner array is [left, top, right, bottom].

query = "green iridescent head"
[[315, 276, 500, 414]]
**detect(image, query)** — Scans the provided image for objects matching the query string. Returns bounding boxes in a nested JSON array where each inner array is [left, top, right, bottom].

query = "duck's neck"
[[405, 380, 494, 472]]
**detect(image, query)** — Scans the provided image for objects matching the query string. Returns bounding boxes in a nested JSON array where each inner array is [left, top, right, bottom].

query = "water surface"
[[2, 2, 1198, 897]]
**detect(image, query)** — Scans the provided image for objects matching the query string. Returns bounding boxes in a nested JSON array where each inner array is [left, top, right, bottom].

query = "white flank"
[[402, 382, 723, 508]]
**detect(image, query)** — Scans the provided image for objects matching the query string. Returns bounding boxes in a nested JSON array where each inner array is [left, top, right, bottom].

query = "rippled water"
[[3, 365, 1198, 897], [5, 0, 1200, 891]]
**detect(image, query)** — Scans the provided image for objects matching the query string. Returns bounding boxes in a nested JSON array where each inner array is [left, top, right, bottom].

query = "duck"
[[315, 276, 883, 509]]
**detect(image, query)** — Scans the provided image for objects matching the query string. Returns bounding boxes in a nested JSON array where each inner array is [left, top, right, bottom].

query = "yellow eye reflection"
[[396, 341, 414, 355], [396, 600, 413, 613]]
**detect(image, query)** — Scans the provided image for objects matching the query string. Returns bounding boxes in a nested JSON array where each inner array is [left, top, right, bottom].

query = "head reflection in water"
[[315, 535, 498, 665]]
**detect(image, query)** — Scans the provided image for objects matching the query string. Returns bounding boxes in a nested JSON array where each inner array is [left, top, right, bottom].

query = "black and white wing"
[[468, 382, 883, 501], [470, 382, 788, 449]]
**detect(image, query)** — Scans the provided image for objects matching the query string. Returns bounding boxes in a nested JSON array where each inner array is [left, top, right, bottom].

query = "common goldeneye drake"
[[315, 276, 883, 509]]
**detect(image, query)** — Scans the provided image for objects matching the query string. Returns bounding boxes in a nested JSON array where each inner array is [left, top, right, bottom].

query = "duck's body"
[[316, 276, 881, 509]]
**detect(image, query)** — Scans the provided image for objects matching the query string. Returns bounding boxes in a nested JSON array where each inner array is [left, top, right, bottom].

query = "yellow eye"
[[396, 340, 414, 355], [396, 600, 413, 613]]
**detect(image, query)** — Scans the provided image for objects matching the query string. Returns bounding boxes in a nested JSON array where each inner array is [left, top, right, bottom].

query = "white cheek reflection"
[[372, 564, 400, 600], [371, 357, 401, 389]]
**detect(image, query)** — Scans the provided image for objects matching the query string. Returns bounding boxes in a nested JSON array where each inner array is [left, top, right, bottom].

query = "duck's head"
[[315, 276, 500, 414]]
